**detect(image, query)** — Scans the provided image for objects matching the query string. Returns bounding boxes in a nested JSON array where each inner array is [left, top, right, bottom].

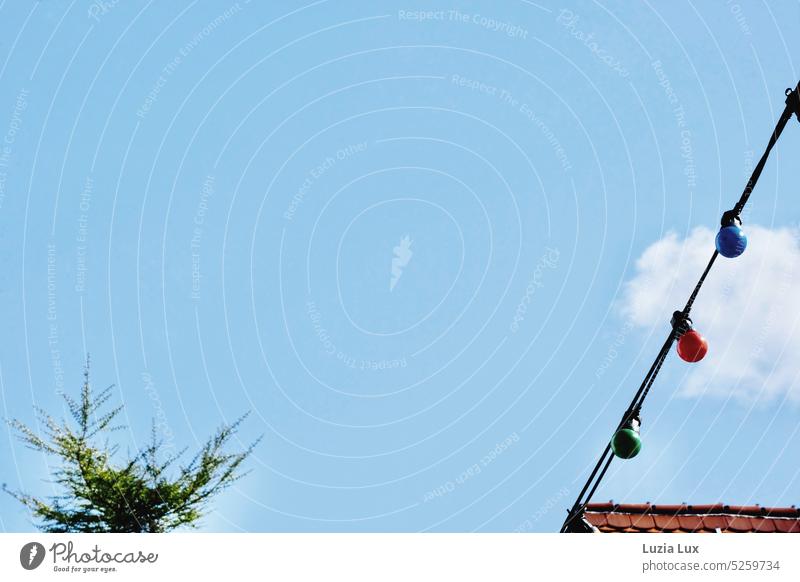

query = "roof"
[[584, 503, 800, 533]]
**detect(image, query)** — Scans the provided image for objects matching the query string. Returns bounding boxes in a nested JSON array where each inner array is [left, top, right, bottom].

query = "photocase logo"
[[390, 235, 413, 291], [19, 542, 46, 570]]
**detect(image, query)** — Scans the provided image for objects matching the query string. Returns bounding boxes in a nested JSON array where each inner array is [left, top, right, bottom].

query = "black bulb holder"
[[720, 209, 742, 228], [786, 84, 800, 123], [623, 414, 641, 433], [670, 311, 693, 337]]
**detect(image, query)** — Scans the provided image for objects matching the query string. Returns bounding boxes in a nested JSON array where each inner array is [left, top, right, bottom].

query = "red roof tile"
[[583, 503, 800, 533], [750, 518, 776, 533], [606, 513, 631, 529], [726, 516, 754, 532], [677, 514, 704, 532], [653, 513, 681, 531], [584, 513, 606, 528], [774, 519, 800, 533], [699, 514, 727, 531], [629, 513, 656, 530]]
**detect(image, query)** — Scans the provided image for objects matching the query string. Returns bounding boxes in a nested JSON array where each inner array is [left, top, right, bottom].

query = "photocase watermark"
[[306, 300, 407, 371], [742, 149, 755, 181], [136, 3, 247, 119], [20, 542, 46, 570], [390, 235, 413, 291], [284, 141, 368, 221], [451, 74, 499, 97], [0, 87, 29, 211], [398, 9, 528, 39], [652, 60, 696, 190], [87, 0, 120, 21], [190, 175, 215, 301], [595, 318, 635, 378], [510, 247, 560, 333], [451, 75, 572, 172], [726, 0, 752, 37], [20, 540, 158, 573], [141, 372, 176, 457], [510, 98, 573, 172], [49, 541, 157, 573], [74, 176, 93, 295], [513, 487, 570, 532], [556, 10, 629, 78], [423, 433, 519, 502], [47, 244, 65, 393]]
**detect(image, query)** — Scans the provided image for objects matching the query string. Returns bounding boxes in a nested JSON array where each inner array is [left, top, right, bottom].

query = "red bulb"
[[677, 330, 708, 362]]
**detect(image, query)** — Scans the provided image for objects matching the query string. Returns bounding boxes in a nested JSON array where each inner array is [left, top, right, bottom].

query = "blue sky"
[[1, 1, 799, 533]]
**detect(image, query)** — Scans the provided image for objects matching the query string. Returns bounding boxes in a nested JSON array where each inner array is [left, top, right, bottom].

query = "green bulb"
[[611, 428, 642, 459]]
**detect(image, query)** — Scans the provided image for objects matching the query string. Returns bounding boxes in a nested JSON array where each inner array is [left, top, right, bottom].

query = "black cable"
[[733, 94, 796, 216], [560, 83, 800, 533], [560, 335, 673, 532], [682, 251, 719, 315], [630, 333, 675, 416], [579, 454, 614, 520]]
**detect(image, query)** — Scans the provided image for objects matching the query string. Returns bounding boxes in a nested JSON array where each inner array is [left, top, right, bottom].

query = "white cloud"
[[619, 225, 800, 404]]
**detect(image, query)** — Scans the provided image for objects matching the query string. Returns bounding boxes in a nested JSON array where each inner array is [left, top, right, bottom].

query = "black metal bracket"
[[670, 310, 693, 336], [720, 209, 742, 228], [786, 84, 800, 123]]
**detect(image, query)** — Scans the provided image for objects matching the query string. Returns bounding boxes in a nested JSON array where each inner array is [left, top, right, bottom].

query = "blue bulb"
[[716, 225, 747, 258]]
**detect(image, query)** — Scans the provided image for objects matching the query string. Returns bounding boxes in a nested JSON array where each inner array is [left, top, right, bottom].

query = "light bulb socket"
[[786, 83, 800, 123], [671, 310, 693, 336], [720, 209, 742, 228]]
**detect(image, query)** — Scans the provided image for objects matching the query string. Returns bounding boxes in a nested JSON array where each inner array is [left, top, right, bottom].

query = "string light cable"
[[560, 82, 800, 533]]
